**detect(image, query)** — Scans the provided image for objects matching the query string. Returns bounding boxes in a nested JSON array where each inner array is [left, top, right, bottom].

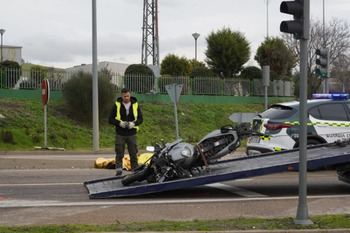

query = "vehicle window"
[[308, 107, 321, 119], [311, 103, 348, 121], [260, 105, 297, 119]]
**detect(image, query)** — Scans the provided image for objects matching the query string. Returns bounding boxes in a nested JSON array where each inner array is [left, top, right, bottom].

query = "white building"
[[66, 61, 129, 75], [0, 45, 23, 64], [66, 61, 130, 86]]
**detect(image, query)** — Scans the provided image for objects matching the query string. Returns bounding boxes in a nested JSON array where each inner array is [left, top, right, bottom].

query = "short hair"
[[121, 87, 130, 94]]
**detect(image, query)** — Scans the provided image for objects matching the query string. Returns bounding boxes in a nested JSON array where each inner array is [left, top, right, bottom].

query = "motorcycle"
[[121, 123, 251, 186]]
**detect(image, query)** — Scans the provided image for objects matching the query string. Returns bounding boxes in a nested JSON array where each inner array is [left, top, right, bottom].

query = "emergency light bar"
[[312, 93, 349, 100]]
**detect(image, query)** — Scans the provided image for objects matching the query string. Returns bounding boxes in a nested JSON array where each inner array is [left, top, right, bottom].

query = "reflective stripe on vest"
[[115, 101, 139, 131]]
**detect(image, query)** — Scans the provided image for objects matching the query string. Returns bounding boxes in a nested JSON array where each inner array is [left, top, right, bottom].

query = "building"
[[0, 45, 23, 64], [66, 61, 130, 87]]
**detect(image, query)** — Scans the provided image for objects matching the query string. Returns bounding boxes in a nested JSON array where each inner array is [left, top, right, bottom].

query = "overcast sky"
[[1, 0, 349, 69]]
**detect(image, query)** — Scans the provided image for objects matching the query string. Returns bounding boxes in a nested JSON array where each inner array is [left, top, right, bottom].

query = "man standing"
[[109, 87, 143, 176]]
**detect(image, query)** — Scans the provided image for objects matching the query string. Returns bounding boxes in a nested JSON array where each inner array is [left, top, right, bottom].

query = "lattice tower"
[[141, 0, 159, 66]]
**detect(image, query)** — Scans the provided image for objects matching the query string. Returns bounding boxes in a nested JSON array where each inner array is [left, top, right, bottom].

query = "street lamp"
[[192, 32, 200, 61], [0, 29, 5, 63]]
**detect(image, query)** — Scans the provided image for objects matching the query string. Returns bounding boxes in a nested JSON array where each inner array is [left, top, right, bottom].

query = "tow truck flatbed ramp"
[[84, 143, 350, 198]]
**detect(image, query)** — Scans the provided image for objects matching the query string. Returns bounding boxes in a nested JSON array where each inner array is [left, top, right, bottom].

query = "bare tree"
[[282, 17, 350, 96], [330, 53, 350, 93]]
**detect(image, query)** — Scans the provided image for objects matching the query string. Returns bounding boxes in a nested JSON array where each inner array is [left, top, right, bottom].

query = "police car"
[[246, 93, 350, 155]]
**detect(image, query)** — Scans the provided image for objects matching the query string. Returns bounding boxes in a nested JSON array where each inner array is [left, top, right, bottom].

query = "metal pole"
[[294, 0, 313, 226], [174, 100, 179, 140], [322, 0, 328, 94], [195, 38, 198, 61], [44, 104, 47, 148], [92, 0, 99, 152], [265, 0, 270, 38], [263, 66, 270, 110], [0, 29, 5, 63], [192, 33, 200, 62]]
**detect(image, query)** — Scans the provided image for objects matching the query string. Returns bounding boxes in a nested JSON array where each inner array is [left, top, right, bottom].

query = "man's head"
[[121, 87, 131, 103]]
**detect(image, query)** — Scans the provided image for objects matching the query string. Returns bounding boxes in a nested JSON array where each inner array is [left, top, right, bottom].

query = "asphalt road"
[[1, 150, 350, 227]]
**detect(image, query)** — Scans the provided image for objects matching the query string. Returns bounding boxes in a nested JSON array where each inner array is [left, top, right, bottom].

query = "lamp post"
[[192, 32, 200, 61], [0, 29, 5, 63]]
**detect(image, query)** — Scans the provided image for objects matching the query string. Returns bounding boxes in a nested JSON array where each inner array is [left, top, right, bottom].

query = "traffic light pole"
[[295, 37, 313, 225], [295, 0, 313, 225]]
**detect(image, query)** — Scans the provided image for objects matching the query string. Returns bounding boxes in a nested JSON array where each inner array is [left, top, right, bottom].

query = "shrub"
[[63, 71, 116, 123], [124, 64, 155, 76], [189, 67, 215, 78], [0, 60, 21, 88], [2, 130, 14, 144], [124, 64, 155, 94]]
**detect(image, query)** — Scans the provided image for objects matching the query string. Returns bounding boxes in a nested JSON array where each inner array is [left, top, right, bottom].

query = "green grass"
[[0, 215, 349, 232], [0, 98, 264, 151], [1, 98, 349, 231]]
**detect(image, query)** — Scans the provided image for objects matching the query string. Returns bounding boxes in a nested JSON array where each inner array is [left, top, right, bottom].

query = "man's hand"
[[119, 121, 128, 128], [128, 122, 135, 129]]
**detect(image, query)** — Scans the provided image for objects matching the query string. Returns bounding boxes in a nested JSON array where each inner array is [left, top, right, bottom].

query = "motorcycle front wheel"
[[121, 166, 151, 186]]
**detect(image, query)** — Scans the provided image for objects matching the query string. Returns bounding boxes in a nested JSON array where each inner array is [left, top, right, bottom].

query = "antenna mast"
[[141, 0, 159, 66]]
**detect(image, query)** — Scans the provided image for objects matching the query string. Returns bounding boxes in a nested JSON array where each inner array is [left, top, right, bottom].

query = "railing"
[[0, 68, 295, 97], [124, 74, 295, 97], [0, 68, 66, 91]]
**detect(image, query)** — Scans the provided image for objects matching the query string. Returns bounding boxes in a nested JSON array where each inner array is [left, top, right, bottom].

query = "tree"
[[255, 37, 296, 80], [160, 54, 191, 76], [188, 58, 206, 70], [282, 17, 350, 95], [240, 66, 262, 80], [204, 27, 250, 78], [330, 53, 350, 93], [124, 64, 155, 76]]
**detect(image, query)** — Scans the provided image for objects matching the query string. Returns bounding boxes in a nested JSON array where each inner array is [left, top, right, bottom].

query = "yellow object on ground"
[[94, 152, 154, 170]]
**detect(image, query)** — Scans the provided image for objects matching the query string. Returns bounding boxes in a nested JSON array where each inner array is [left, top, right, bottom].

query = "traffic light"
[[280, 0, 307, 39], [315, 48, 329, 78]]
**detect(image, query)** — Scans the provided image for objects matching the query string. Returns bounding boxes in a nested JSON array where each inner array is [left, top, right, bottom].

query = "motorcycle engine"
[[167, 142, 197, 169]]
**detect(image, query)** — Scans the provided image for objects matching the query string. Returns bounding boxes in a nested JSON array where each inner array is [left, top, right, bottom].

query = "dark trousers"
[[115, 134, 138, 170]]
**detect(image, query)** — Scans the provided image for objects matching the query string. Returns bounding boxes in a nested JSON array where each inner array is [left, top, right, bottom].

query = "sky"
[[1, 0, 350, 69]]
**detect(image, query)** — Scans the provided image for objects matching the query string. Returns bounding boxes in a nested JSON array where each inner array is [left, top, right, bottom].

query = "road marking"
[[205, 183, 267, 197], [1, 195, 350, 208], [0, 183, 81, 186]]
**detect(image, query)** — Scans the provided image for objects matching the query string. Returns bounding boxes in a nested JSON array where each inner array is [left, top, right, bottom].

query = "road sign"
[[165, 84, 183, 139], [41, 79, 50, 105], [165, 84, 183, 104]]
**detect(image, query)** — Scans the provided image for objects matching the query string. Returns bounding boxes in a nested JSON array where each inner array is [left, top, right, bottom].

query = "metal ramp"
[[84, 143, 350, 198]]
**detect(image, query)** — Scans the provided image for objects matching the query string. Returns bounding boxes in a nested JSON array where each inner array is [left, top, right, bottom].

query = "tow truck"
[[84, 141, 350, 198]]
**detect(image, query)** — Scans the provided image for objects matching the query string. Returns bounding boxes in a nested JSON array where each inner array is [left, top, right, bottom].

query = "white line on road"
[[205, 183, 267, 197], [0, 183, 82, 186], [1, 195, 350, 208]]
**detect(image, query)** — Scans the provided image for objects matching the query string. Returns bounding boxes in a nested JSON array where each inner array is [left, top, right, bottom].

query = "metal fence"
[[0, 68, 66, 91], [0, 68, 295, 97], [123, 74, 295, 97]]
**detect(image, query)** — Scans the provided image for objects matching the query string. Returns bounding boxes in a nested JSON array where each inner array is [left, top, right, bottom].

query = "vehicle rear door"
[[308, 102, 350, 143]]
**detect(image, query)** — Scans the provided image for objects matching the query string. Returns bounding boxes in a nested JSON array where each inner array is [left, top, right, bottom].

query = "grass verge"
[[0, 215, 349, 232], [0, 98, 264, 151]]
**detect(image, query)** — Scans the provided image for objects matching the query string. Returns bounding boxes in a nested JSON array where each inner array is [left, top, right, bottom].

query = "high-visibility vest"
[[115, 101, 139, 132]]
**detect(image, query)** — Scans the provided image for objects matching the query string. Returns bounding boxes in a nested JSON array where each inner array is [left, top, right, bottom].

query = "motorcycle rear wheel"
[[121, 167, 151, 186]]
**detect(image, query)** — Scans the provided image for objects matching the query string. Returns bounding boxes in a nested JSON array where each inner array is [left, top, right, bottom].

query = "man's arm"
[[108, 104, 119, 126]]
